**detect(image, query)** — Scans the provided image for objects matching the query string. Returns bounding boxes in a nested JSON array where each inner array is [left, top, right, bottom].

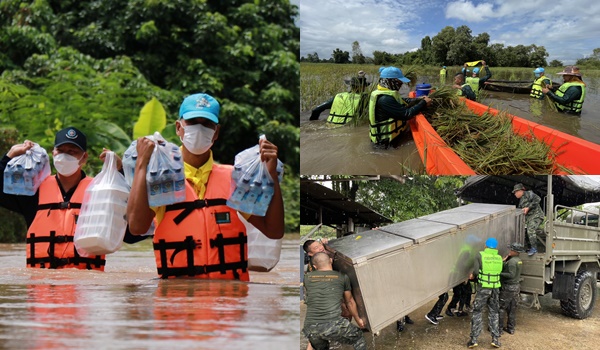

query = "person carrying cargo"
[[310, 73, 369, 124], [467, 237, 503, 349], [126, 92, 284, 280], [461, 60, 492, 100], [542, 66, 586, 115], [303, 252, 367, 350], [368, 66, 431, 148], [499, 242, 524, 335], [512, 183, 545, 256], [0, 127, 121, 270]]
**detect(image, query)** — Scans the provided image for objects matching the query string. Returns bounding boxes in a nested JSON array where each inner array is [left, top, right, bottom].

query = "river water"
[[300, 75, 600, 175], [0, 236, 300, 350]]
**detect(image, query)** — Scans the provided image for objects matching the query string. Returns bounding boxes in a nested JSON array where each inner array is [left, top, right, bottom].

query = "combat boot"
[[491, 337, 501, 348], [467, 338, 478, 348]]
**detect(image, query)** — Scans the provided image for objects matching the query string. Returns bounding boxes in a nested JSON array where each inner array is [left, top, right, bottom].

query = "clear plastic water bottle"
[[122, 140, 138, 187], [255, 179, 275, 216], [160, 169, 174, 205], [227, 176, 251, 210]]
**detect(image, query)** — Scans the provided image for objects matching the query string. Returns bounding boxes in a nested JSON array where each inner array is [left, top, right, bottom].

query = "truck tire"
[[560, 270, 597, 319]]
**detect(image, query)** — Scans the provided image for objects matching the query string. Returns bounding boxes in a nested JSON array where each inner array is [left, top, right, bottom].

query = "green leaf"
[[133, 97, 167, 139]]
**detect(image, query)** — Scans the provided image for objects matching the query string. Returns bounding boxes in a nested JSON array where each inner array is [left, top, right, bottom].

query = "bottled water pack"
[[227, 135, 283, 217], [3, 143, 51, 196]]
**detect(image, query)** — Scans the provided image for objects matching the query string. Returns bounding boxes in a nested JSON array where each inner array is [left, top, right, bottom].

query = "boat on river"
[[482, 79, 560, 94], [408, 98, 600, 175]]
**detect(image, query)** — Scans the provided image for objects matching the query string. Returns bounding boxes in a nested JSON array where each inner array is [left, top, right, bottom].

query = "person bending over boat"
[[542, 66, 586, 115], [453, 73, 476, 101], [461, 61, 492, 100], [369, 66, 431, 148], [310, 73, 369, 124], [530, 67, 551, 99]]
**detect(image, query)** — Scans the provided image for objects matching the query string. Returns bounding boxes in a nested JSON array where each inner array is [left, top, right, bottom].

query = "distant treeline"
[[301, 25, 571, 68]]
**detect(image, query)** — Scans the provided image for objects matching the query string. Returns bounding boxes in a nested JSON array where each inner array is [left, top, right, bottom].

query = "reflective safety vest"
[[530, 75, 550, 99], [440, 68, 446, 77], [26, 176, 106, 270], [478, 248, 503, 289], [368, 89, 408, 145], [456, 83, 469, 96], [153, 164, 249, 281], [466, 76, 480, 99], [327, 92, 363, 124], [554, 81, 586, 114]]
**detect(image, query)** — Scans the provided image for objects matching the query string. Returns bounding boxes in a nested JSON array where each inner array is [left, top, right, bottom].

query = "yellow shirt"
[[152, 150, 251, 224]]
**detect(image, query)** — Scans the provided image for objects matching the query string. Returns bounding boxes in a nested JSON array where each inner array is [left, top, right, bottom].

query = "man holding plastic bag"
[[0, 127, 114, 270], [127, 92, 284, 281]]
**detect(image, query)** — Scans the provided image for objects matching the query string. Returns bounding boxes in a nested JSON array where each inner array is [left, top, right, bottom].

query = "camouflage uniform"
[[470, 287, 501, 339], [499, 245, 523, 333], [303, 318, 366, 350], [518, 190, 544, 250]]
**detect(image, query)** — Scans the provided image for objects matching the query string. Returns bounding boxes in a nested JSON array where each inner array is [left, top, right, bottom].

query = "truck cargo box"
[[327, 203, 520, 334]]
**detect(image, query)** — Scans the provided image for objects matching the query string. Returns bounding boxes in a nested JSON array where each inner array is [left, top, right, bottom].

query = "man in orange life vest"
[[126, 92, 285, 281], [0, 127, 113, 270]]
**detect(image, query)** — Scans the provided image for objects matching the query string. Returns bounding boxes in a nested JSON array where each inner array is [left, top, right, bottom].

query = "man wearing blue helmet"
[[468, 237, 503, 348], [440, 65, 447, 83], [461, 61, 492, 100], [530, 67, 551, 99], [368, 66, 432, 147]]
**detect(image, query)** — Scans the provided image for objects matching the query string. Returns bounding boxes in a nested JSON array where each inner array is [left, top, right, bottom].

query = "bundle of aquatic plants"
[[429, 105, 555, 174]]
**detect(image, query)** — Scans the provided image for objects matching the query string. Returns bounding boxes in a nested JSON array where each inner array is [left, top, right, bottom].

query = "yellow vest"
[[530, 75, 550, 99], [368, 89, 408, 145], [327, 92, 363, 124], [478, 248, 503, 289], [555, 81, 586, 114], [466, 77, 480, 99]]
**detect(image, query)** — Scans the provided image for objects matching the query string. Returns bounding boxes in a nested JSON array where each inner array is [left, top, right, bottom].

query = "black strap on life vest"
[[154, 233, 248, 280], [165, 198, 228, 225], [26, 231, 105, 269], [328, 113, 351, 124]]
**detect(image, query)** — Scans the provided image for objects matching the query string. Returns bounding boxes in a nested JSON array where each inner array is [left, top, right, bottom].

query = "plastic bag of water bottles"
[[227, 135, 283, 216], [237, 212, 282, 272], [3, 143, 51, 196], [145, 132, 185, 207], [74, 151, 130, 256]]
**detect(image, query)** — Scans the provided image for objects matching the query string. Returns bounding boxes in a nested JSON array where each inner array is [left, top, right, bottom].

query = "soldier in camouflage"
[[499, 242, 524, 335], [303, 252, 366, 350], [512, 183, 545, 255], [468, 237, 503, 348]]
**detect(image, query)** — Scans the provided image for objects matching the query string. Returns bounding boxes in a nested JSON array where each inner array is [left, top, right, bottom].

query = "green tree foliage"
[[354, 176, 465, 222], [549, 59, 564, 67], [576, 47, 600, 68], [0, 0, 300, 237], [332, 48, 350, 64], [351, 41, 365, 64]]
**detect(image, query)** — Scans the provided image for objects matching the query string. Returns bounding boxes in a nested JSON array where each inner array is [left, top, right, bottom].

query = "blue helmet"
[[485, 237, 498, 249], [473, 67, 480, 75], [534, 67, 545, 74], [380, 66, 410, 83]]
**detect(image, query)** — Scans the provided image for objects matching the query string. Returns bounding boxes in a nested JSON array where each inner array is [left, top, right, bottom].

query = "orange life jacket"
[[153, 164, 249, 281], [26, 175, 106, 270]]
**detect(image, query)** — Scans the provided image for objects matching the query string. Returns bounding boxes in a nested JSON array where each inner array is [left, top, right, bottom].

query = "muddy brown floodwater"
[[300, 285, 600, 349]]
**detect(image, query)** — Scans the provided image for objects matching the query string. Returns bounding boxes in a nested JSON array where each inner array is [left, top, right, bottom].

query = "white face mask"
[[180, 123, 216, 155], [53, 153, 82, 176]]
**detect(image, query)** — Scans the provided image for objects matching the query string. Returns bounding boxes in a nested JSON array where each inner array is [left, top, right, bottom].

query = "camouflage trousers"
[[525, 215, 544, 250], [303, 317, 366, 350], [499, 283, 520, 332], [470, 287, 500, 340]]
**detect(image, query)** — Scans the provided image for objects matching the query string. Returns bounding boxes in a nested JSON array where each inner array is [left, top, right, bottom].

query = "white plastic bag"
[[237, 212, 282, 272], [3, 143, 50, 196], [74, 151, 130, 256], [227, 135, 283, 216]]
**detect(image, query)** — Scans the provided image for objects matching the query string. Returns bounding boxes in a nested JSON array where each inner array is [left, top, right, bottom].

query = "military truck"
[[456, 175, 600, 319]]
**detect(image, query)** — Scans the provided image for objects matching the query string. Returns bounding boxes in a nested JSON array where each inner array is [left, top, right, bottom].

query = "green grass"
[[300, 63, 600, 112]]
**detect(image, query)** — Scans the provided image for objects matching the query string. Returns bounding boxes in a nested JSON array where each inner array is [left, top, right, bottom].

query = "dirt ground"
[[300, 285, 600, 349]]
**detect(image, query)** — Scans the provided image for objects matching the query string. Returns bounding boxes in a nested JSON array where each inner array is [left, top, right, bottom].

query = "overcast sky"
[[300, 0, 600, 65]]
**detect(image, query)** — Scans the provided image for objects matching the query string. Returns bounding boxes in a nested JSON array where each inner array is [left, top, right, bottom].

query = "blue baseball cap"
[[485, 237, 498, 249], [380, 67, 411, 83], [179, 93, 220, 124], [473, 67, 480, 74], [534, 67, 545, 74]]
